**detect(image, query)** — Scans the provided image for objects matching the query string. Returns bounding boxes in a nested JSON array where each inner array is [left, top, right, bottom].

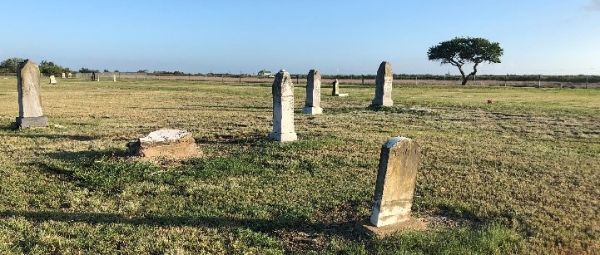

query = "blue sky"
[[1, 0, 599, 75]]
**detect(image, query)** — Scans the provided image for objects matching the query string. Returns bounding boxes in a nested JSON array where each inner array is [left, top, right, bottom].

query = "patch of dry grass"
[[0, 77, 598, 254]]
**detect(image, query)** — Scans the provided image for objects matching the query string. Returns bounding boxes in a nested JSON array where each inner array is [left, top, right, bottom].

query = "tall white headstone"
[[370, 137, 420, 227], [16, 60, 48, 128], [269, 70, 297, 142], [303, 69, 322, 115], [371, 61, 393, 107]]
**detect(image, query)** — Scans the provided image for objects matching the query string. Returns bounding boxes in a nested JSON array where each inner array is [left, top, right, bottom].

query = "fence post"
[[586, 76, 589, 89], [361, 75, 365, 85], [221, 74, 224, 84], [296, 75, 299, 85], [538, 75, 541, 88], [504, 74, 507, 87], [415, 76, 418, 86]]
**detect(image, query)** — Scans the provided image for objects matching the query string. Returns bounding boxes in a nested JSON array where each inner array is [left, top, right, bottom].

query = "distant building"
[[258, 70, 273, 77]]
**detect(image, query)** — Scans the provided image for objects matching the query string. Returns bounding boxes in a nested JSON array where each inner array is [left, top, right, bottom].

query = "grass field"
[[0, 77, 598, 254]]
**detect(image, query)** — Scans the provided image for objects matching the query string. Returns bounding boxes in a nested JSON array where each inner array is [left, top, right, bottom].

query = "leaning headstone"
[[331, 79, 348, 97], [303, 69, 323, 115], [16, 60, 48, 128], [49, 75, 57, 84], [363, 136, 425, 237], [127, 129, 200, 159], [371, 61, 394, 107], [269, 70, 297, 142]]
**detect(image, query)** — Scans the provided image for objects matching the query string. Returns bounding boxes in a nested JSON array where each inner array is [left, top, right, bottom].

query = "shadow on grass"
[[367, 105, 436, 115], [128, 105, 270, 112], [0, 209, 522, 253], [1, 133, 98, 141], [0, 122, 17, 131], [38, 149, 139, 193], [0, 210, 365, 241], [46, 148, 130, 162], [196, 133, 267, 145], [197, 105, 270, 110]]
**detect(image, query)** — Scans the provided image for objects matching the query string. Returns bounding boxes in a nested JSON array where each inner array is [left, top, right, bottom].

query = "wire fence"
[[1, 72, 599, 89]]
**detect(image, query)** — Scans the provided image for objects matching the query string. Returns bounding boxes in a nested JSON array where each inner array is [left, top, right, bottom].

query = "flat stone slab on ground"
[[128, 129, 200, 159]]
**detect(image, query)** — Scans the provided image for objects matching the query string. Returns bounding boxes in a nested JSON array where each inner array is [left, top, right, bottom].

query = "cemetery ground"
[[0, 77, 598, 254]]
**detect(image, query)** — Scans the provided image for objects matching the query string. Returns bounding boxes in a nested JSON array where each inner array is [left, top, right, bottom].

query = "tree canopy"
[[0, 58, 25, 73], [78, 67, 99, 73], [39, 61, 70, 76], [0, 58, 71, 75], [428, 37, 503, 85]]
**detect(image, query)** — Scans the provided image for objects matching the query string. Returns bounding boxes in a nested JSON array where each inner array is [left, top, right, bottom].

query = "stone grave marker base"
[[302, 106, 323, 115], [15, 116, 48, 129], [269, 132, 297, 142], [361, 218, 427, 238]]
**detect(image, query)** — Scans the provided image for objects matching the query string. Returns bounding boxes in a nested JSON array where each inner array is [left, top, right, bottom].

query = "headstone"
[[371, 61, 394, 107], [67, 72, 72, 79], [113, 74, 117, 82], [331, 79, 348, 97], [16, 60, 48, 128], [61, 73, 66, 79], [367, 137, 424, 233], [127, 129, 200, 159], [49, 75, 57, 84], [269, 70, 297, 142], [303, 69, 323, 115]]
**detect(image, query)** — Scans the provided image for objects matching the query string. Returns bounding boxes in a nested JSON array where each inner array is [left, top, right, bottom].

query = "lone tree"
[[428, 37, 503, 85]]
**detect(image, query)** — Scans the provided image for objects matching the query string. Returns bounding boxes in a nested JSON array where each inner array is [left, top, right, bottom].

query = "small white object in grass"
[[140, 129, 191, 144]]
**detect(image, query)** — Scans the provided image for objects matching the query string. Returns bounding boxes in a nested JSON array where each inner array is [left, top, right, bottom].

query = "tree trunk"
[[460, 62, 480, 86], [461, 77, 469, 85], [457, 65, 468, 85]]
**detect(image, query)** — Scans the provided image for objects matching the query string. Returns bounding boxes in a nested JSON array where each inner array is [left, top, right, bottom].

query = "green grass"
[[0, 77, 598, 254]]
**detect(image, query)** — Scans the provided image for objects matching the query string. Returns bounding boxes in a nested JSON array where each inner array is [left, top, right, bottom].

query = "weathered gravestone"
[[16, 60, 48, 128], [67, 72, 72, 79], [371, 61, 394, 107], [269, 70, 297, 142], [303, 69, 323, 115], [127, 129, 200, 159], [364, 136, 425, 237], [113, 74, 117, 82], [331, 79, 348, 97], [61, 73, 66, 79], [49, 75, 57, 84]]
